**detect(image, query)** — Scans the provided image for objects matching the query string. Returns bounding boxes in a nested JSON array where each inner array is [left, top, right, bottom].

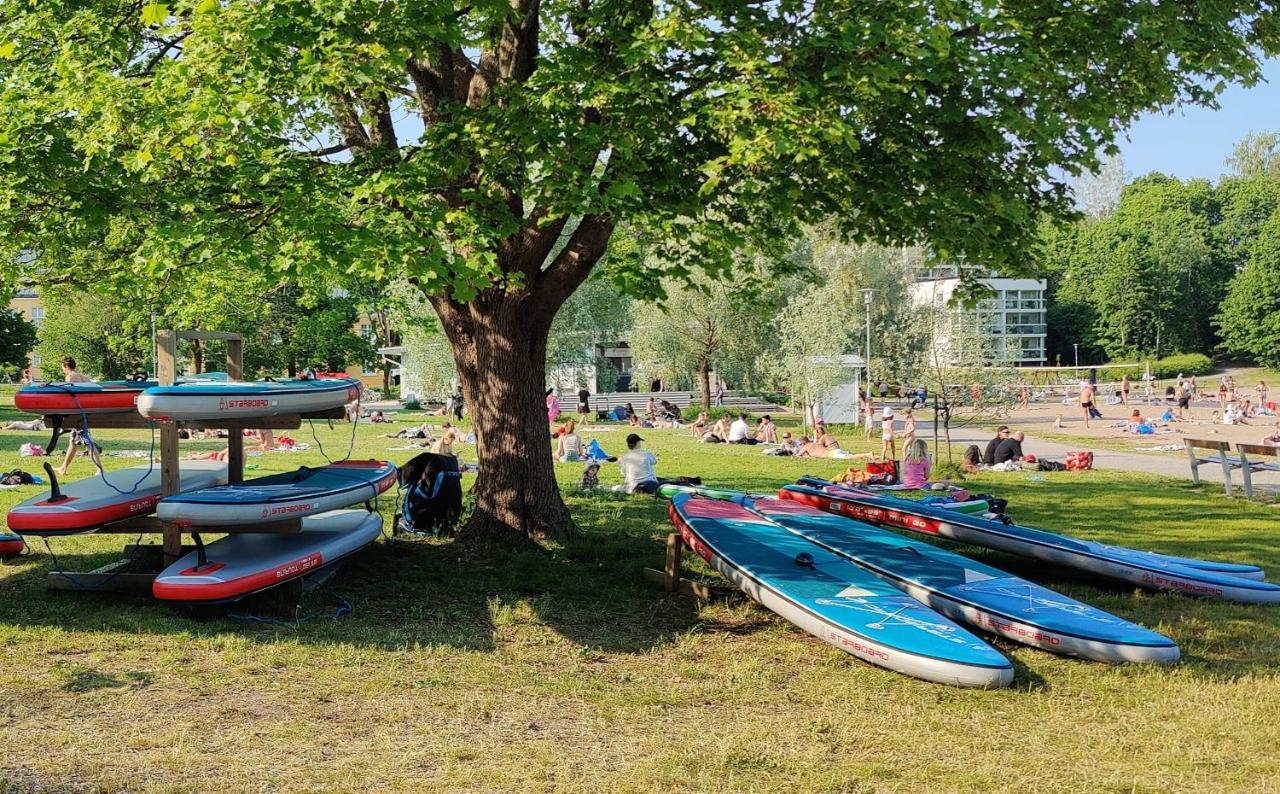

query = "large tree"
[[2, 1, 1277, 543], [1217, 213, 1280, 369], [0, 308, 37, 373]]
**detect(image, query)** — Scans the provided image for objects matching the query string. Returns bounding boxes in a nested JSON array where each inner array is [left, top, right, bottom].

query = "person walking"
[[1120, 373, 1130, 407], [1079, 380, 1096, 429]]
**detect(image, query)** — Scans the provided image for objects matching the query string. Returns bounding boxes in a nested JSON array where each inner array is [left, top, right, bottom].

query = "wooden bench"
[[1184, 438, 1237, 495], [1235, 443, 1280, 499]]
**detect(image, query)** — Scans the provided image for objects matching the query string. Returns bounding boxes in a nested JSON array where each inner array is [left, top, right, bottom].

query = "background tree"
[[1217, 213, 1280, 369], [3, 1, 1278, 543], [36, 291, 150, 380], [1074, 154, 1130, 220], [1225, 131, 1280, 181], [546, 275, 634, 391], [0, 309, 37, 374], [630, 263, 780, 411]]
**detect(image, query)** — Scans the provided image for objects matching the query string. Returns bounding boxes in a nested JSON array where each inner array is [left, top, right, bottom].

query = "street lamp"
[[860, 289, 876, 433], [1073, 343, 1079, 368]]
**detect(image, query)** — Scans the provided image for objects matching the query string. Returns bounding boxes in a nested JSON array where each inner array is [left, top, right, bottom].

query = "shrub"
[[1106, 353, 1214, 381]]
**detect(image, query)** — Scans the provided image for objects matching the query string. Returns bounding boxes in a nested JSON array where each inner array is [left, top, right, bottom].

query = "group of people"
[[961, 425, 1028, 472]]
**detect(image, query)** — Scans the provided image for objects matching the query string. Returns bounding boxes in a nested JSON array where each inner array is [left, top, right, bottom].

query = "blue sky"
[[1118, 57, 1280, 182]]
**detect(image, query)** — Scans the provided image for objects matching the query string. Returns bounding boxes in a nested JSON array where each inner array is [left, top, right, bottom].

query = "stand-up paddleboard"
[[137, 377, 362, 422], [0, 531, 23, 557], [15, 380, 155, 416], [157, 460, 397, 525], [736, 494, 1179, 664], [796, 476, 1265, 581], [6, 462, 227, 536], [669, 493, 1013, 688], [782, 480, 1280, 604], [153, 509, 382, 603]]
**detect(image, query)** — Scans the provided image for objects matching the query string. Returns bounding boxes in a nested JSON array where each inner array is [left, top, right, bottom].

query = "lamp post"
[[1073, 343, 1079, 368], [861, 289, 876, 434]]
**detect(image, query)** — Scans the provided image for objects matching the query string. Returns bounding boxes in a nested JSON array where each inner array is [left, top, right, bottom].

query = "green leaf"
[[140, 3, 169, 26], [0, 42, 16, 60], [195, 0, 218, 15]]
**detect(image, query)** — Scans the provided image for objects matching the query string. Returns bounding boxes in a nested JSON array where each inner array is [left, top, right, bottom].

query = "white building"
[[910, 273, 1047, 366]]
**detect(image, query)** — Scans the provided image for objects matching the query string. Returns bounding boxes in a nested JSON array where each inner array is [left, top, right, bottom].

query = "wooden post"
[[156, 330, 183, 565], [225, 336, 245, 484], [664, 532, 681, 592]]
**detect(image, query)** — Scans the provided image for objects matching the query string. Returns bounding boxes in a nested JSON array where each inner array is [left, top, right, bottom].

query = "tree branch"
[[468, 0, 541, 106], [364, 92, 398, 150], [529, 214, 615, 321], [331, 95, 371, 151]]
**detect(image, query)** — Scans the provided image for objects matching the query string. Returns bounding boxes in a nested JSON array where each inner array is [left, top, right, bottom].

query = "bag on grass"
[[1064, 451, 1094, 471], [396, 451, 463, 535], [866, 459, 899, 486], [0, 469, 34, 486]]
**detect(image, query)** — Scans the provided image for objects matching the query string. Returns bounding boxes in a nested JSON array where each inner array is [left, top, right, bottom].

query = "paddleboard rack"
[[46, 330, 337, 593], [643, 532, 727, 600]]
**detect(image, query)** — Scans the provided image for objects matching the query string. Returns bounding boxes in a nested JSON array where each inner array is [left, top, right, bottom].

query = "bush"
[[680, 406, 737, 422], [1106, 353, 1214, 381]]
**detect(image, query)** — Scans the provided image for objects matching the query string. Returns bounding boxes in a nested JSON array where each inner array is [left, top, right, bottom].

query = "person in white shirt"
[[727, 413, 757, 445], [619, 433, 661, 493], [619, 433, 700, 494]]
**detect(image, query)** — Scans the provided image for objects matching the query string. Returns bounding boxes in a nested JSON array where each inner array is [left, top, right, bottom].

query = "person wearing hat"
[[879, 406, 896, 461], [619, 433, 700, 494]]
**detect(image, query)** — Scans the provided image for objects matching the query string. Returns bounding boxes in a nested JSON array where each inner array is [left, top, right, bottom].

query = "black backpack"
[[396, 452, 463, 535], [0, 469, 34, 486]]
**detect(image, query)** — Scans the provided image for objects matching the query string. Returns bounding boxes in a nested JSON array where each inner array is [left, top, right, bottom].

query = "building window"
[[29, 307, 44, 327]]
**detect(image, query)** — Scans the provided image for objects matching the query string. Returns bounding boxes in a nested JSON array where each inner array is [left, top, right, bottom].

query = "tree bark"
[[432, 293, 572, 545], [699, 361, 711, 413]]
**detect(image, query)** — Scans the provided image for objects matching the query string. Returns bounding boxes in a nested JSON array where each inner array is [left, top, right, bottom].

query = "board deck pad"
[[670, 493, 1012, 688], [157, 460, 397, 525], [153, 509, 383, 603], [6, 461, 228, 536]]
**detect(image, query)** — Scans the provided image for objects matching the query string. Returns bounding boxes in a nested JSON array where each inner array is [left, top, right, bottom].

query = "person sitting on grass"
[[689, 411, 709, 437], [619, 433, 701, 494], [1262, 422, 1280, 446], [702, 415, 730, 443], [754, 415, 777, 444], [983, 426, 1010, 466], [727, 413, 757, 445], [962, 444, 983, 473], [900, 439, 932, 489], [555, 419, 584, 461], [994, 430, 1025, 464]]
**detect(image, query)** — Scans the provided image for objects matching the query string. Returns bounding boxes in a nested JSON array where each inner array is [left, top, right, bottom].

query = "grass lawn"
[[1, 387, 1279, 791]]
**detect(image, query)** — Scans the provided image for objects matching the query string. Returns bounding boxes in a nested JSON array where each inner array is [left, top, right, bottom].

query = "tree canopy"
[[0, 308, 37, 373], [4, 0, 1278, 540]]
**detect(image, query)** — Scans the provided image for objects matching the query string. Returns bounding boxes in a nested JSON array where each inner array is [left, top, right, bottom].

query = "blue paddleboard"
[[669, 493, 1013, 688], [740, 495, 1180, 664], [785, 480, 1279, 604]]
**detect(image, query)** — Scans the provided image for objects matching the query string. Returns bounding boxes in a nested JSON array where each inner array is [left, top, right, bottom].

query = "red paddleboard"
[[14, 381, 153, 416], [6, 462, 227, 536], [0, 532, 23, 557], [153, 510, 382, 602]]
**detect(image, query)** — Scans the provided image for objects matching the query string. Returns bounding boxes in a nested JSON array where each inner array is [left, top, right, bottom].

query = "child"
[[901, 407, 916, 449], [901, 439, 931, 489], [579, 461, 601, 489], [1053, 414, 1064, 429], [879, 406, 896, 461]]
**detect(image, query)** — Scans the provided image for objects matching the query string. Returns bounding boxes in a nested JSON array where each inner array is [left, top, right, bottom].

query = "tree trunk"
[[433, 294, 573, 545], [699, 361, 711, 413], [381, 362, 392, 395]]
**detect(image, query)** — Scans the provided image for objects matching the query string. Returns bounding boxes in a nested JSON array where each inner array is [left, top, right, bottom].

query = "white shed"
[[805, 354, 866, 425]]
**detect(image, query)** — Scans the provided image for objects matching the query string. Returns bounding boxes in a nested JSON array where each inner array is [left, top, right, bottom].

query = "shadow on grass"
[[1, 465, 1277, 682], [0, 490, 704, 658]]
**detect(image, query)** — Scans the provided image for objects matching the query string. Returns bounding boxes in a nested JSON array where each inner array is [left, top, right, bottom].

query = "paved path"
[[943, 426, 1280, 497]]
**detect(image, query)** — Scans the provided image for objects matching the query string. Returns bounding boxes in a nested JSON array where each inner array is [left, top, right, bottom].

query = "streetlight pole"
[[1073, 343, 1079, 369], [861, 289, 875, 435]]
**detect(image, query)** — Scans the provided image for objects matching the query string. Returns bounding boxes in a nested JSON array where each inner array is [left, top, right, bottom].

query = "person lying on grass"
[[798, 423, 842, 458], [1, 418, 44, 431]]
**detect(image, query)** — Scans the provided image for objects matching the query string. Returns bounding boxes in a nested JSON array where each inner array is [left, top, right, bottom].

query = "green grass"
[[1, 386, 1279, 791]]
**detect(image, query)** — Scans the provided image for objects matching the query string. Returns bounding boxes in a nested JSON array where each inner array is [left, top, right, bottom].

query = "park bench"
[[1235, 443, 1280, 499], [1184, 438, 1237, 495]]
